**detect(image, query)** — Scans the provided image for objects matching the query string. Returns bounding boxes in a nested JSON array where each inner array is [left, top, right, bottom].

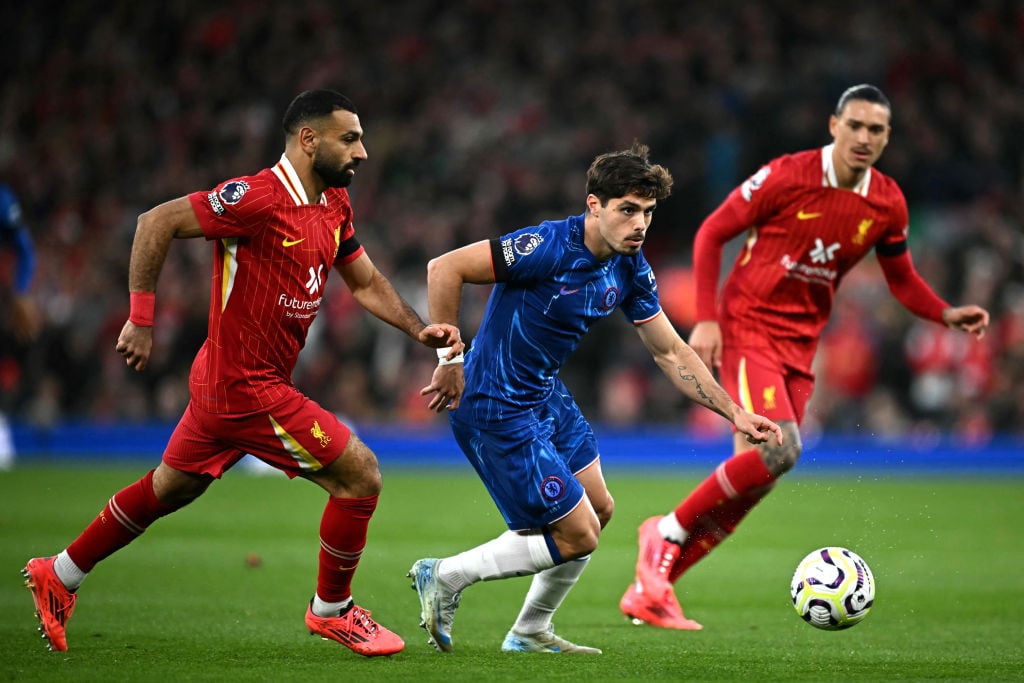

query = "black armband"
[[875, 239, 908, 258], [338, 234, 362, 260]]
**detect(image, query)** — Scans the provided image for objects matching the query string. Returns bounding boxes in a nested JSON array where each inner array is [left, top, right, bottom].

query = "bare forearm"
[[129, 216, 177, 292], [352, 271, 427, 338], [427, 268, 464, 327], [657, 344, 739, 422]]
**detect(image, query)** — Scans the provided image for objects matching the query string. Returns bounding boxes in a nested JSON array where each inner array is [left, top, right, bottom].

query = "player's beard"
[[314, 156, 357, 188]]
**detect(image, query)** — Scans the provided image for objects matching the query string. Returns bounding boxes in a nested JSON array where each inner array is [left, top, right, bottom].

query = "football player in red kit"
[[620, 84, 989, 630], [23, 89, 462, 656]]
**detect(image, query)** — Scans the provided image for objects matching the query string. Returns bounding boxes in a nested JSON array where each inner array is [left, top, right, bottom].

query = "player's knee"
[[593, 492, 614, 529], [342, 459, 382, 498], [561, 530, 600, 560], [554, 518, 601, 559], [152, 464, 211, 508], [548, 512, 599, 559], [156, 485, 208, 509], [348, 465, 383, 497], [761, 423, 802, 476], [310, 436, 383, 497]]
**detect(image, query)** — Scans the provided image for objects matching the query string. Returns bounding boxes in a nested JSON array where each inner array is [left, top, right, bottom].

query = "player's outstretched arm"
[[335, 251, 458, 348], [636, 313, 782, 445], [878, 248, 990, 340]]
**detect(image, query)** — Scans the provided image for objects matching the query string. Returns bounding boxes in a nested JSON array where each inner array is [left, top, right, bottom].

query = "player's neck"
[[834, 164, 868, 191], [282, 150, 325, 204], [829, 148, 869, 191], [583, 216, 614, 261], [296, 173, 325, 205]]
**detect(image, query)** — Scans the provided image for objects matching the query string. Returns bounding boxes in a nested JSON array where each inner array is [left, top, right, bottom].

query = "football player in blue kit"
[[0, 183, 39, 471], [411, 143, 782, 654]]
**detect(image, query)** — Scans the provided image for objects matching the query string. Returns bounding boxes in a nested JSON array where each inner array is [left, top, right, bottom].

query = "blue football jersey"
[[459, 213, 662, 423], [0, 184, 35, 294]]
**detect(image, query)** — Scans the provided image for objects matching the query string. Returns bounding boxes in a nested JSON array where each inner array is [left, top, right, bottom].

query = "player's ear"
[[586, 194, 601, 217], [298, 125, 318, 154]]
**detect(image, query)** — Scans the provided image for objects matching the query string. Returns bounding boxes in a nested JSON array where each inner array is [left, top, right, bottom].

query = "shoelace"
[[658, 546, 676, 575], [350, 607, 378, 635]]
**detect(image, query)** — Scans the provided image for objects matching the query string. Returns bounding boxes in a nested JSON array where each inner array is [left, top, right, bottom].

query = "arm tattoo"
[[677, 366, 714, 404]]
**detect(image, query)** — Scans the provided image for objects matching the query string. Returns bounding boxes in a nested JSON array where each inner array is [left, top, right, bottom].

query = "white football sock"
[[53, 551, 86, 592], [312, 595, 353, 618], [511, 555, 590, 635], [0, 412, 14, 470], [438, 530, 556, 592], [658, 513, 689, 545]]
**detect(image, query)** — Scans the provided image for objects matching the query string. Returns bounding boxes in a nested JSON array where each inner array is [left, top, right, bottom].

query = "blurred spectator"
[[1, 0, 1022, 436]]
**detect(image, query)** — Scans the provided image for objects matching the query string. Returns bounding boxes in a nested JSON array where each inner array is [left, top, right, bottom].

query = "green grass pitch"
[[2, 461, 1022, 681]]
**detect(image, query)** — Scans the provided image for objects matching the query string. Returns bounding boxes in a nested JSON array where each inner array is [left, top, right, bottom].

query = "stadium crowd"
[[2, 0, 1022, 441]]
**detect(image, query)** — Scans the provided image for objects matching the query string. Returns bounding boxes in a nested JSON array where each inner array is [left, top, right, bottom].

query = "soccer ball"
[[790, 546, 874, 630]]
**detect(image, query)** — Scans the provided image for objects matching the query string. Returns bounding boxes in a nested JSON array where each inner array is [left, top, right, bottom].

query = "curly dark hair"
[[585, 141, 673, 205]]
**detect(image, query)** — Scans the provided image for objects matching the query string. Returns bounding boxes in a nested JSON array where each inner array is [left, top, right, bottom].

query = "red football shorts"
[[719, 346, 814, 425], [162, 391, 352, 478]]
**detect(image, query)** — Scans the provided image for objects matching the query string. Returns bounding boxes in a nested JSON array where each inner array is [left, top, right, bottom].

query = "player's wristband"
[[436, 347, 464, 366], [129, 291, 155, 327]]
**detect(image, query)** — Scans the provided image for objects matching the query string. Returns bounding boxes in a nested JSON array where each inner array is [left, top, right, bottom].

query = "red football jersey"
[[694, 145, 909, 372], [185, 155, 363, 414]]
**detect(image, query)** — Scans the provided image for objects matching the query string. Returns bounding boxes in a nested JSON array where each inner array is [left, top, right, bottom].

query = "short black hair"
[[585, 141, 673, 205], [282, 90, 358, 135], [835, 84, 891, 117]]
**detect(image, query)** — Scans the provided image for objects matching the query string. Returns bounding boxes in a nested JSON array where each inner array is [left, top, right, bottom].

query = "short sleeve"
[[187, 174, 275, 239]]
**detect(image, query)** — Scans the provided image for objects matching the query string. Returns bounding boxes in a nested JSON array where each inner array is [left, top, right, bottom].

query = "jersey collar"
[[821, 144, 871, 197], [271, 154, 327, 207]]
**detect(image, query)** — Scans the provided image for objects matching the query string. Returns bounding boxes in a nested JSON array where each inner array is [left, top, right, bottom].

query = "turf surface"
[[2, 462, 1022, 681]]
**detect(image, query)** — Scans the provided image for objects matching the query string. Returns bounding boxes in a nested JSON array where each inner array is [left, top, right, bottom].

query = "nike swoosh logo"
[[796, 210, 823, 220], [282, 237, 306, 247], [559, 286, 580, 295]]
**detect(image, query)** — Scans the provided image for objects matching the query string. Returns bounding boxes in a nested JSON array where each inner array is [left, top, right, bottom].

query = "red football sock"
[[66, 469, 178, 572], [316, 495, 378, 603], [668, 487, 771, 582], [671, 448, 774, 531]]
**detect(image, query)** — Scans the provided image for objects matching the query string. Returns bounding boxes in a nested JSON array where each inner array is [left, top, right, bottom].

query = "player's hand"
[[733, 407, 784, 446], [942, 305, 990, 339], [116, 320, 154, 371], [417, 323, 464, 355], [421, 364, 464, 413], [688, 320, 723, 370]]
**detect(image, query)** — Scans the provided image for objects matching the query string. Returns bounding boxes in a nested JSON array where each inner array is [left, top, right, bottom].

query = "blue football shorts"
[[449, 387, 599, 531]]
